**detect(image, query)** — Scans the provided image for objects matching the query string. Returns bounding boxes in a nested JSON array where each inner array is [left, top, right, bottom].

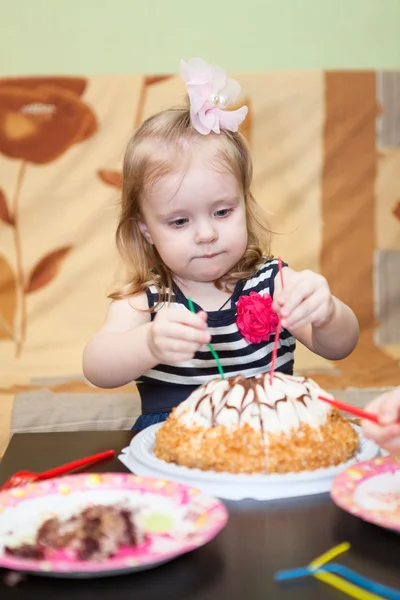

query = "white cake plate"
[[119, 423, 380, 501]]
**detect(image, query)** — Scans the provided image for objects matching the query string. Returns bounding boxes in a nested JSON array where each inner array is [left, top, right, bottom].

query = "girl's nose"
[[195, 220, 218, 244]]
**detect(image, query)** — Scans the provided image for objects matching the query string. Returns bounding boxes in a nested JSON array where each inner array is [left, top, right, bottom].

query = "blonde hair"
[[109, 105, 272, 307]]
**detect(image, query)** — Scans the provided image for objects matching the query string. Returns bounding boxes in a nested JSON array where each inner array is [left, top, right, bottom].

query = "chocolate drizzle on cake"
[[195, 375, 258, 426], [193, 372, 317, 429]]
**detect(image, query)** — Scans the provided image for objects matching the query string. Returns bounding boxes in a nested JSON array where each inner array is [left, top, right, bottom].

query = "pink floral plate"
[[0, 473, 228, 578], [331, 455, 400, 533]]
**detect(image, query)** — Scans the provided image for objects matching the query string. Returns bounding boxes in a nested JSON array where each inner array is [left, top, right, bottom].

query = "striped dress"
[[133, 258, 296, 430]]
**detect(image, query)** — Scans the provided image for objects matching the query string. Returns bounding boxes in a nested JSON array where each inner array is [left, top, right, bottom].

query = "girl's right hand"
[[361, 387, 400, 455], [148, 308, 211, 364]]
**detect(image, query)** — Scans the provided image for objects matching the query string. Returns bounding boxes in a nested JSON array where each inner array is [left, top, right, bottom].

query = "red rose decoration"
[[236, 291, 279, 344]]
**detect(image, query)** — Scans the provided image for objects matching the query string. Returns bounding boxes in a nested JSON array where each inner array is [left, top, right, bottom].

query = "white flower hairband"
[[180, 58, 248, 135]]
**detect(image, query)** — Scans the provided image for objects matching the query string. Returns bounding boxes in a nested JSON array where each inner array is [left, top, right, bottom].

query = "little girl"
[[83, 57, 360, 430]]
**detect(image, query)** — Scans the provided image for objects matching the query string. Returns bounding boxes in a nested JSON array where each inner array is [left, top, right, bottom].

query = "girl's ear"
[[138, 221, 154, 244]]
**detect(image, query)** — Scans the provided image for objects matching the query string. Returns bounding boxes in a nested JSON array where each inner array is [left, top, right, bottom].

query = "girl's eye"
[[214, 208, 232, 218], [169, 218, 188, 228]]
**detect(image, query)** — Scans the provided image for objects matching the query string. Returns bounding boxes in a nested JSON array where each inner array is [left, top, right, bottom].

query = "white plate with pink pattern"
[[0, 473, 228, 578], [331, 455, 400, 533]]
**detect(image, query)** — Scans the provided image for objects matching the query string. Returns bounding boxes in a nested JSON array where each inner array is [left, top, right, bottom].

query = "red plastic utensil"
[[318, 395, 382, 424], [270, 257, 284, 384], [0, 449, 115, 491]]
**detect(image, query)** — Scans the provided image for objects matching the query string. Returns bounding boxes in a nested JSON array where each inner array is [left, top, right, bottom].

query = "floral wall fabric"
[[0, 71, 399, 389]]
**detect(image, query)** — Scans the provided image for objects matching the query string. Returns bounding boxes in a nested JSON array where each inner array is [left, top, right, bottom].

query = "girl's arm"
[[83, 292, 210, 388], [82, 293, 156, 388]]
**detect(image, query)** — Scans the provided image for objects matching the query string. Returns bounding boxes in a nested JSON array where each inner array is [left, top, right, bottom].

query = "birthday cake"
[[153, 372, 359, 474]]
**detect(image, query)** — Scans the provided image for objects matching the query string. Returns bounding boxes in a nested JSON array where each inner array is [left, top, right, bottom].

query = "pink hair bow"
[[180, 58, 248, 135]]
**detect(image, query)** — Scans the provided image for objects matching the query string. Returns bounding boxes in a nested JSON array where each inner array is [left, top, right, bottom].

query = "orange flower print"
[[0, 77, 98, 357], [0, 76, 97, 164]]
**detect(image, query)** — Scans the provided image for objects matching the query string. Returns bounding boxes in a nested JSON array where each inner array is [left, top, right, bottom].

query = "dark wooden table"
[[0, 431, 399, 600]]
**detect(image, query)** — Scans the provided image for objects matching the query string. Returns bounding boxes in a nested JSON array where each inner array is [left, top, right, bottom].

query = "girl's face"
[[139, 145, 248, 286]]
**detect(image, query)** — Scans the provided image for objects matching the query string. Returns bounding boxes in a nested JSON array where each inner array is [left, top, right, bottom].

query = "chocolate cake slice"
[[5, 503, 143, 561]]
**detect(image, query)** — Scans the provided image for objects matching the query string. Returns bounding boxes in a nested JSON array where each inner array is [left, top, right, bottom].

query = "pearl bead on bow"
[[209, 94, 229, 109]]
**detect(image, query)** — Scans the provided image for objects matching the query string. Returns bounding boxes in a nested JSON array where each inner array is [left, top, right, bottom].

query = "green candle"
[[187, 297, 225, 379]]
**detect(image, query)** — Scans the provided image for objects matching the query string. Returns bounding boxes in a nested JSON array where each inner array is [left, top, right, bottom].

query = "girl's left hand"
[[273, 269, 335, 330]]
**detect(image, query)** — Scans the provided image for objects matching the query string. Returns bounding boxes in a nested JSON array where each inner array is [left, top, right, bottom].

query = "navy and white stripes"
[[136, 259, 296, 413]]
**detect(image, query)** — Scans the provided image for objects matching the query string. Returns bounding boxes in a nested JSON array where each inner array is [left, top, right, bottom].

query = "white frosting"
[[175, 372, 333, 434]]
